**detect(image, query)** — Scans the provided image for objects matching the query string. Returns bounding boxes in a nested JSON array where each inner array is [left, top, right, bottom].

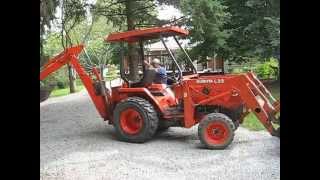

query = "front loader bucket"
[[238, 72, 280, 138], [251, 73, 280, 138]]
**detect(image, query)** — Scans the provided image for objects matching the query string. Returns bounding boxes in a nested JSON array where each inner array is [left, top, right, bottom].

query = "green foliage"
[[63, 0, 87, 22], [42, 15, 118, 87], [94, 0, 162, 81], [56, 81, 67, 89], [180, 0, 231, 62], [256, 64, 271, 79], [225, 0, 280, 61], [43, 32, 64, 57], [104, 64, 120, 80], [242, 113, 265, 131], [227, 57, 279, 80], [94, 0, 158, 29], [179, 0, 279, 63], [67, 16, 118, 66], [42, 31, 70, 88], [42, 67, 69, 88], [41, 0, 178, 83], [255, 58, 279, 79], [50, 85, 85, 97]]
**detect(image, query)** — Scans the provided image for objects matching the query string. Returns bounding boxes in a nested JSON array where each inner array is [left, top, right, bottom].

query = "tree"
[[93, 0, 158, 81], [180, 0, 231, 62], [40, 0, 85, 92], [42, 0, 184, 83], [179, 0, 279, 80], [224, 0, 280, 80], [43, 12, 118, 87], [225, 0, 280, 62], [40, 0, 59, 43], [40, 0, 60, 66], [60, 0, 89, 93], [93, 0, 184, 81], [179, 0, 280, 61], [73, 16, 119, 68]]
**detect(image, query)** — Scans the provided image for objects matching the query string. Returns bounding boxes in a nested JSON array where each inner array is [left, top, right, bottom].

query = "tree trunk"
[[68, 64, 77, 93], [126, 0, 139, 81]]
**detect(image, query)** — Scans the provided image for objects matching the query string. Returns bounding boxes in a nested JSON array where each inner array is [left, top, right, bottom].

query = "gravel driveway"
[[40, 89, 280, 180]]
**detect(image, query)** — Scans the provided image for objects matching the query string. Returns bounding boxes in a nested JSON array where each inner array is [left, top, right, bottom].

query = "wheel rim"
[[204, 121, 229, 145], [120, 108, 143, 135]]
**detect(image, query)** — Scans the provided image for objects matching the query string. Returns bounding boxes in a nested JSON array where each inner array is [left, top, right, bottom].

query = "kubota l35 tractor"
[[40, 26, 280, 149]]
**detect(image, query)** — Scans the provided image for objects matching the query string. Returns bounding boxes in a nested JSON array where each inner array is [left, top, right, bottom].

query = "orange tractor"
[[40, 26, 280, 149]]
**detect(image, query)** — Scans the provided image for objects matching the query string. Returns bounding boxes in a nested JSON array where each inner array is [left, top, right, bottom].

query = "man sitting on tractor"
[[144, 58, 167, 84]]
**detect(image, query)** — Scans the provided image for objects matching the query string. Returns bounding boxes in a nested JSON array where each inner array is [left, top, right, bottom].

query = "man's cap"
[[152, 58, 161, 65]]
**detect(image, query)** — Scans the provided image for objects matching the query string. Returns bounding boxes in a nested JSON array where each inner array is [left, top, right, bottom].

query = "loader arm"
[[40, 45, 110, 120], [233, 73, 280, 137]]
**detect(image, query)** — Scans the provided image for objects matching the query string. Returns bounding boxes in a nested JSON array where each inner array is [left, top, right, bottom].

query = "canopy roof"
[[105, 26, 189, 43]]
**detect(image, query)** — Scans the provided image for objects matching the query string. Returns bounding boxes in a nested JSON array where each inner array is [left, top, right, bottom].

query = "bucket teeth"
[[272, 116, 280, 124], [270, 127, 280, 138], [274, 127, 280, 138]]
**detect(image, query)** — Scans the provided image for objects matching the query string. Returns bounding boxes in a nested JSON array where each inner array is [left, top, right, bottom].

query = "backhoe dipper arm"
[[40, 45, 109, 120]]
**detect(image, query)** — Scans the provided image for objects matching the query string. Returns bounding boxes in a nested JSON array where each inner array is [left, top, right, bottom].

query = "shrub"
[[57, 81, 67, 89], [255, 58, 279, 79]]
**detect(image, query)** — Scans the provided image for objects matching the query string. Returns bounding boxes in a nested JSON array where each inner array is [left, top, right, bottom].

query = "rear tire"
[[113, 97, 159, 143], [198, 113, 235, 149]]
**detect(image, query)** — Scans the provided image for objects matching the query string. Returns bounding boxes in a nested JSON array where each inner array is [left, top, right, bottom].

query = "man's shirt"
[[154, 67, 167, 84]]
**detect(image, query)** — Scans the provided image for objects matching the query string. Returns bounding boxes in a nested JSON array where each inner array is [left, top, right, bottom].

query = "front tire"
[[198, 113, 235, 149], [113, 97, 159, 143], [220, 108, 241, 131]]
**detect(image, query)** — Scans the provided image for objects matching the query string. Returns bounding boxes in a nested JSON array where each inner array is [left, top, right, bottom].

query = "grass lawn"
[[49, 74, 118, 98], [241, 82, 280, 131], [50, 85, 85, 97]]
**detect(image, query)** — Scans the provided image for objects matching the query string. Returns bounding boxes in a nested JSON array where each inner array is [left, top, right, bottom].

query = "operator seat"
[[130, 69, 172, 87], [142, 68, 157, 86], [128, 69, 157, 87]]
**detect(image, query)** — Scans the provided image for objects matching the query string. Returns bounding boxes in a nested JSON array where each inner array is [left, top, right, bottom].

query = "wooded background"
[[40, 0, 279, 92]]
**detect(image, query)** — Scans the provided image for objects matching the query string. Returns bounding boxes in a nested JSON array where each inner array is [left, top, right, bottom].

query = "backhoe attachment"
[[40, 45, 111, 120]]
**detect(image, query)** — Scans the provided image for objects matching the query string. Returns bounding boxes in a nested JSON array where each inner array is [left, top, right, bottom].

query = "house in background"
[[146, 38, 225, 73], [122, 38, 226, 73], [145, 37, 185, 70], [203, 56, 224, 72]]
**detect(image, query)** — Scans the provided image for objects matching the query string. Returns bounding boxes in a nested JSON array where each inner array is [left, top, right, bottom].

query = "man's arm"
[[144, 60, 153, 69]]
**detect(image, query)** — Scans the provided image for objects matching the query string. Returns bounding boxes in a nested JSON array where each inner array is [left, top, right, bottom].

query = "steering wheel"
[[167, 71, 181, 84]]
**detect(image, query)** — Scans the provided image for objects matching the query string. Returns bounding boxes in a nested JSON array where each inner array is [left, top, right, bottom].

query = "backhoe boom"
[[40, 45, 110, 120]]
